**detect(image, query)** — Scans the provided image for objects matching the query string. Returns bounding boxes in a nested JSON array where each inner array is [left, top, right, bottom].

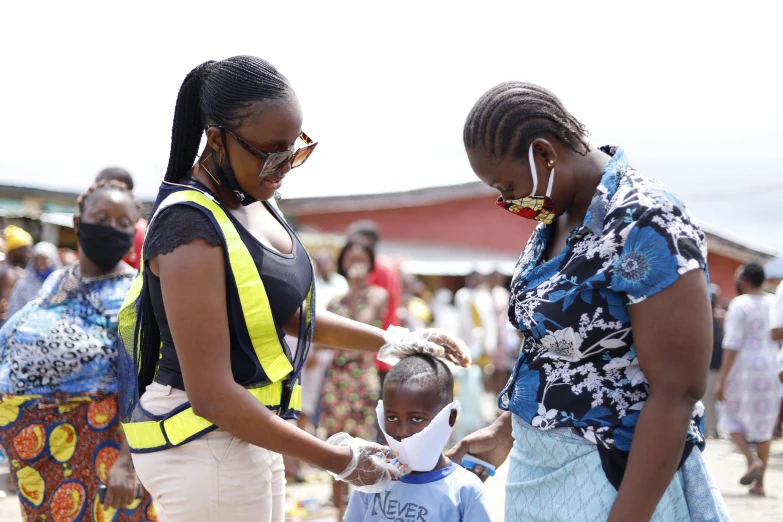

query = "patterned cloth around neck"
[[500, 146, 709, 487], [0, 264, 134, 397]]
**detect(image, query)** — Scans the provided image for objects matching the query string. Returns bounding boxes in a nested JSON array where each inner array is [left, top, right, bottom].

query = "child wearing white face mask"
[[344, 354, 493, 522]]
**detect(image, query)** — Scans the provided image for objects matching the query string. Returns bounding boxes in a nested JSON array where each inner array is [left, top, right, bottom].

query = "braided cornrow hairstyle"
[[463, 82, 590, 159], [164, 55, 293, 182], [384, 354, 454, 405], [77, 179, 139, 216]]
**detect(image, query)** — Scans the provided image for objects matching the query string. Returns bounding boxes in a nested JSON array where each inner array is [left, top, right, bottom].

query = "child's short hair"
[[383, 354, 454, 405]]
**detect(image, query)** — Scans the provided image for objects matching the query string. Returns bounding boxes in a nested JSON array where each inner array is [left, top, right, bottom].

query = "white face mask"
[[376, 400, 461, 472]]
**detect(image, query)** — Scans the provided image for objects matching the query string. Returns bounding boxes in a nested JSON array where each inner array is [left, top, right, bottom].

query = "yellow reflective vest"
[[117, 183, 314, 452]]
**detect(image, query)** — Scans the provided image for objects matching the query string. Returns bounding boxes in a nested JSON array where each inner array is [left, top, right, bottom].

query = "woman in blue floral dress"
[[447, 83, 730, 521]]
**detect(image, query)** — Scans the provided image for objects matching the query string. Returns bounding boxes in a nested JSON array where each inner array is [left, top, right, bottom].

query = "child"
[[344, 354, 493, 522]]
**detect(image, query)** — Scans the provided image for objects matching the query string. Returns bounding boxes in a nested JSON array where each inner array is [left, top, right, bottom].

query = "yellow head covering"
[[4, 225, 33, 252]]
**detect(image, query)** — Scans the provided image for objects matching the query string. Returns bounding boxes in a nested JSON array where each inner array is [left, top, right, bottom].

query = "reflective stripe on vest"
[[123, 382, 303, 450], [120, 188, 299, 452]]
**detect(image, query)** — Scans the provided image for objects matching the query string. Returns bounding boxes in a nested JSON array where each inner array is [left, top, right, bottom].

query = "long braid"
[[464, 82, 590, 158], [163, 56, 292, 182], [164, 61, 215, 182]]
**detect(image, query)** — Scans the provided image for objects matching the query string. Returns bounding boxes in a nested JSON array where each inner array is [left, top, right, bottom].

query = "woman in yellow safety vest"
[[117, 56, 470, 522]]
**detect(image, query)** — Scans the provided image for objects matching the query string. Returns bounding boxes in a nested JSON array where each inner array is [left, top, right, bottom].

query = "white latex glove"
[[378, 326, 472, 368], [326, 433, 408, 493]]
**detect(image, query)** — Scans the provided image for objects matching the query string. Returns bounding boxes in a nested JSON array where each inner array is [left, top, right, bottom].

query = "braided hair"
[[164, 56, 293, 183], [463, 82, 590, 159], [384, 354, 454, 405], [77, 179, 139, 217]]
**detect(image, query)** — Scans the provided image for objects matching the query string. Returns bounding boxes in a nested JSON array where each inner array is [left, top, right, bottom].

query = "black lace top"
[[143, 179, 313, 390]]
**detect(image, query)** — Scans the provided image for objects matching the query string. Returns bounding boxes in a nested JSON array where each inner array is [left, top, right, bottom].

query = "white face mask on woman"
[[375, 400, 461, 472]]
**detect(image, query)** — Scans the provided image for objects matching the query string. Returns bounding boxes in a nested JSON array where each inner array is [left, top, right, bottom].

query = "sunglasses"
[[207, 124, 317, 177]]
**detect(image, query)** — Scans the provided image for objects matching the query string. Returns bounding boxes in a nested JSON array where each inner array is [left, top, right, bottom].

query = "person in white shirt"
[[768, 277, 783, 437], [716, 263, 782, 496]]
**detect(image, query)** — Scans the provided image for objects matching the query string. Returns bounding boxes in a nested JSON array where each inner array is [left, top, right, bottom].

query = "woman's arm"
[[714, 300, 743, 401], [607, 270, 712, 522], [286, 302, 471, 367], [714, 349, 739, 402], [288, 308, 386, 353], [446, 411, 514, 482], [156, 239, 351, 474]]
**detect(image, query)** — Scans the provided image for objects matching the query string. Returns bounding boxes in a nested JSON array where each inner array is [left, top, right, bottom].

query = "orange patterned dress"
[[0, 266, 158, 521]]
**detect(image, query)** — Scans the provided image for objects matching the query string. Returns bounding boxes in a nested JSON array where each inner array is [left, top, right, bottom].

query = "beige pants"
[[132, 383, 286, 522]]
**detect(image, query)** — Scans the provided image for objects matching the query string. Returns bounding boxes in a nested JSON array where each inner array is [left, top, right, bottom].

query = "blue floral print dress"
[[501, 146, 711, 489]]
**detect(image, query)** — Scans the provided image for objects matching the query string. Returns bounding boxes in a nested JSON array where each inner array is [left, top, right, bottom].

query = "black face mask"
[[77, 222, 134, 271], [213, 128, 257, 207]]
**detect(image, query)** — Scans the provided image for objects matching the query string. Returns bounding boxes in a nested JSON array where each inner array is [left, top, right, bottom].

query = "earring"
[[547, 161, 554, 168], [218, 150, 224, 165], [200, 157, 221, 186]]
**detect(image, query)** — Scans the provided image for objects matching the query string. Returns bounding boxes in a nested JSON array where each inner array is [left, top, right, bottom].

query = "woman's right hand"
[[714, 380, 727, 402], [446, 413, 514, 482], [326, 433, 407, 493]]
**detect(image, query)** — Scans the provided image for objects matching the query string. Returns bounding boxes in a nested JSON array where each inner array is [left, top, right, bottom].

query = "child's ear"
[[449, 409, 458, 428]]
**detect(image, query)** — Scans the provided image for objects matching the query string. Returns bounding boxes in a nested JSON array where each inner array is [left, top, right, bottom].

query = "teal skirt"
[[505, 415, 730, 521]]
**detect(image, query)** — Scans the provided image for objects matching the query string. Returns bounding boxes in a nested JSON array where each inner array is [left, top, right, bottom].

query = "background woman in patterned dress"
[[715, 262, 782, 496], [0, 181, 157, 522], [319, 240, 388, 517]]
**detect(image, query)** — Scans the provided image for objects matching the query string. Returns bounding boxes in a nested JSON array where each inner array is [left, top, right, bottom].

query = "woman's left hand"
[[714, 381, 727, 402], [104, 455, 138, 509]]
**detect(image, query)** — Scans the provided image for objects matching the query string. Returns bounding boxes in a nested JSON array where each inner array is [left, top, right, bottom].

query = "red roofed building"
[[281, 182, 775, 299]]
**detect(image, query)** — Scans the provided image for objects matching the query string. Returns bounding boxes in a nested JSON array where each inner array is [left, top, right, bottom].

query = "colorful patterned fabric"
[[0, 394, 158, 522], [496, 195, 556, 225], [500, 146, 710, 486], [319, 291, 381, 440], [505, 415, 729, 522], [0, 263, 152, 520], [0, 265, 134, 397]]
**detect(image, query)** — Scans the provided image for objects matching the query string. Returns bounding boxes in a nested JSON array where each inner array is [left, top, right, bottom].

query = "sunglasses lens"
[[291, 144, 316, 168], [260, 153, 291, 176]]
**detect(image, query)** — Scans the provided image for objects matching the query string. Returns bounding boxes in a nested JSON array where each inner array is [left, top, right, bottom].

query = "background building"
[[281, 182, 776, 299]]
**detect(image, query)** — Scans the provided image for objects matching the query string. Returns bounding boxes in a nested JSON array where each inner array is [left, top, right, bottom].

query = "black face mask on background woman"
[[77, 222, 134, 271]]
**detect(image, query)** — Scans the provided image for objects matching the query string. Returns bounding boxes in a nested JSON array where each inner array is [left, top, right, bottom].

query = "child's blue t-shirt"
[[344, 461, 493, 522]]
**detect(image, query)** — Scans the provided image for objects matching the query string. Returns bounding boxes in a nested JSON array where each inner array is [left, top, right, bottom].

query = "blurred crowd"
[[283, 218, 523, 515], [0, 166, 781, 516]]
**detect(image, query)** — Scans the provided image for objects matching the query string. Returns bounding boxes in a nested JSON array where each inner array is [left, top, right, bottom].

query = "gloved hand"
[[378, 326, 472, 368], [326, 433, 408, 493]]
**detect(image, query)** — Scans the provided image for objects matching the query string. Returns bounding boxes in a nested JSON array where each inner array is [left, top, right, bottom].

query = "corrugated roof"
[[280, 182, 495, 214]]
